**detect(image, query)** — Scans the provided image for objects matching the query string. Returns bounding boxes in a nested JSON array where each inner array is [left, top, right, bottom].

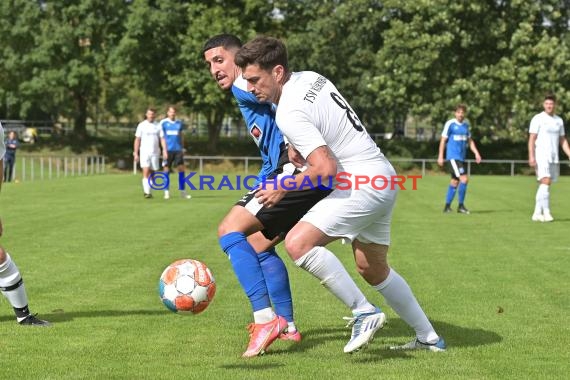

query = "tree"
[[0, 0, 128, 138]]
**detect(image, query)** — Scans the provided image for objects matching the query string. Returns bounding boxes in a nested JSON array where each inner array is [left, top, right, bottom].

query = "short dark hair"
[[234, 36, 288, 72], [455, 104, 467, 112], [202, 34, 242, 54], [544, 93, 557, 102]]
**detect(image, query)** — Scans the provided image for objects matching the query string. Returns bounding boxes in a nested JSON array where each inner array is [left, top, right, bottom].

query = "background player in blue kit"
[[160, 106, 191, 200], [437, 104, 482, 214]]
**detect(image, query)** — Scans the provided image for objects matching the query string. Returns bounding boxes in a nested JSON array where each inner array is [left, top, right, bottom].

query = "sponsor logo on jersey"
[[249, 124, 262, 144]]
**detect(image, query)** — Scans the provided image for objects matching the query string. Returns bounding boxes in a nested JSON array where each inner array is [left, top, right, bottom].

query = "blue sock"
[[258, 248, 294, 323], [458, 182, 468, 204], [219, 232, 271, 312], [445, 185, 457, 205]]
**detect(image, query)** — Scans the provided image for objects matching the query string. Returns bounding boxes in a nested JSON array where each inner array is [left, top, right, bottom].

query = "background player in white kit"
[[133, 108, 167, 199], [528, 94, 570, 222], [0, 121, 50, 326], [235, 36, 445, 352]]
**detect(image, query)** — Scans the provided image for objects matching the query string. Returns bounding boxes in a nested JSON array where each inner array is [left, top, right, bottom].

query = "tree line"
[[1, 0, 569, 149]]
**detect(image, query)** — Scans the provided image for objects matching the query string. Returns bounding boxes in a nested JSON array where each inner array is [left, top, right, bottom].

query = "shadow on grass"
[[239, 319, 501, 362], [0, 309, 165, 324], [468, 209, 514, 214]]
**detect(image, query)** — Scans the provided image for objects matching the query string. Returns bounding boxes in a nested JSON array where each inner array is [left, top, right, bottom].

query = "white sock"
[[295, 246, 375, 313], [253, 307, 275, 324], [142, 177, 151, 194], [287, 321, 297, 333], [164, 190, 170, 197], [0, 253, 30, 320], [537, 184, 550, 214], [374, 268, 439, 344]]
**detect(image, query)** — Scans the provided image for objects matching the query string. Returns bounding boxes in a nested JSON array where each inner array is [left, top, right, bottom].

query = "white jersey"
[[276, 71, 387, 173], [529, 111, 565, 163], [0, 122, 5, 160], [135, 120, 163, 156]]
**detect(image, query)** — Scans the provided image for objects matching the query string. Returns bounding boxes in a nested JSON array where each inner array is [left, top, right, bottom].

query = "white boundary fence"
[[7, 155, 106, 182], [130, 156, 570, 177]]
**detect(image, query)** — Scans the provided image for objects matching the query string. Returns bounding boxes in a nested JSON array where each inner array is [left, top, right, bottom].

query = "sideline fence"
[[132, 156, 570, 177], [5, 155, 106, 182]]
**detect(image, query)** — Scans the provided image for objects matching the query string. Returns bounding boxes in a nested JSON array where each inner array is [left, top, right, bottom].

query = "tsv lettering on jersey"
[[304, 75, 327, 103]]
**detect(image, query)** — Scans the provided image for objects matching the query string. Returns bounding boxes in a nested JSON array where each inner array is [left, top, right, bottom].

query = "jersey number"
[[330, 92, 363, 131]]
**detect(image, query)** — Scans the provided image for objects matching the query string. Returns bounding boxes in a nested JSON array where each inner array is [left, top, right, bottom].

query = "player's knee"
[[284, 234, 307, 260], [0, 246, 7, 263], [217, 222, 231, 238], [450, 179, 459, 187]]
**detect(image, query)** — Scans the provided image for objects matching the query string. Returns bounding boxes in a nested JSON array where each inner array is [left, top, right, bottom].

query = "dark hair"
[[455, 104, 467, 112], [544, 93, 557, 102], [202, 34, 242, 54], [234, 36, 288, 72]]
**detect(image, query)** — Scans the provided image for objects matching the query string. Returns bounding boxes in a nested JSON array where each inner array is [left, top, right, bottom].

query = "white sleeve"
[[559, 118, 565, 136], [441, 120, 452, 137], [135, 123, 142, 137], [529, 115, 540, 134], [276, 108, 326, 159], [0, 125, 5, 160]]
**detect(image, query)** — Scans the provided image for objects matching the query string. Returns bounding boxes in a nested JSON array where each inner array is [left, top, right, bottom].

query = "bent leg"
[[353, 239, 439, 344], [218, 206, 273, 323]]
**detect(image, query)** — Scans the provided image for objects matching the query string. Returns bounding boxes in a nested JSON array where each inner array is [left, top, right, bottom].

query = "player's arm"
[[560, 136, 570, 160], [468, 138, 482, 163], [179, 128, 186, 153], [160, 137, 168, 159], [158, 127, 167, 159], [133, 136, 141, 162], [528, 133, 537, 167], [255, 145, 335, 208], [0, 157, 3, 193], [437, 136, 447, 166]]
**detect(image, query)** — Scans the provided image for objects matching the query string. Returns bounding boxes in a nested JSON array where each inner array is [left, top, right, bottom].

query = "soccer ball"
[[158, 259, 216, 314]]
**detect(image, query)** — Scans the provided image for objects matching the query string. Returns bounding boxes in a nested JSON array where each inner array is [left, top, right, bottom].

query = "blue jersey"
[[232, 77, 285, 180], [160, 118, 183, 152], [442, 118, 470, 161]]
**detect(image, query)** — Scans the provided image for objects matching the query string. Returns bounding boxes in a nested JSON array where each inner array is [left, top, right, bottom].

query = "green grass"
[[0, 174, 568, 379]]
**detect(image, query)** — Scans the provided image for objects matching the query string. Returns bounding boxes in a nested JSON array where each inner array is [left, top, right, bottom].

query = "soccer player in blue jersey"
[[160, 106, 191, 200], [204, 34, 379, 357], [437, 104, 482, 214]]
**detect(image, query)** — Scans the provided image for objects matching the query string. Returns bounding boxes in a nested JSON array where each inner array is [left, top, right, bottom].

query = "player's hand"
[[475, 154, 482, 164], [255, 187, 286, 208], [437, 157, 444, 167], [528, 158, 536, 168], [288, 145, 306, 168], [133, 153, 139, 163]]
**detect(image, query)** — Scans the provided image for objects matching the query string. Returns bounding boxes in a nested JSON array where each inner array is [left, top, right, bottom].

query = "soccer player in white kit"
[[133, 108, 167, 198], [235, 36, 445, 352], [528, 94, 570, 222], [0, 122, 50, 326]]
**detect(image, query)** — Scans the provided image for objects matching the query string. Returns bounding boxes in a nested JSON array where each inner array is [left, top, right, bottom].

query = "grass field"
[[0, 173, 568, 379]]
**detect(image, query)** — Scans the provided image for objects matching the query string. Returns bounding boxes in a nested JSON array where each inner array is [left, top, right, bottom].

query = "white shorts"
[[300, 161, 398, 245], [140, 154, 160, 170], [536, 161, 559, 182]]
